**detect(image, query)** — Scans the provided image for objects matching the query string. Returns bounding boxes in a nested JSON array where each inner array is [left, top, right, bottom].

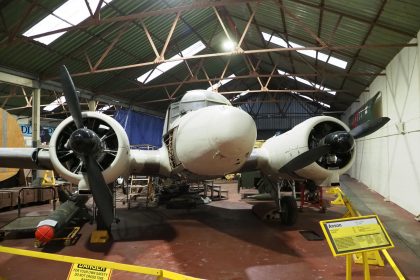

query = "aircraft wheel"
[[280, 196, 298, 225]]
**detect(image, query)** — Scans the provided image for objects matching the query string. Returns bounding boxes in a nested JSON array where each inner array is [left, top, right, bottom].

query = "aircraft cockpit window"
[[178, 90, 231, 115], [165, 90, 232, 129]]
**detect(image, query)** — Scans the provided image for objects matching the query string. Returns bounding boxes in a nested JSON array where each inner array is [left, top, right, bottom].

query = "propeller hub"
[[69, 128, 102, 155], [324, 131, 354, 154]]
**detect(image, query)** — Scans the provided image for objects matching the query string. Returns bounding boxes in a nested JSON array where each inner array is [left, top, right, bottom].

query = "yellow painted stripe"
[[0, 246, 203, 280]]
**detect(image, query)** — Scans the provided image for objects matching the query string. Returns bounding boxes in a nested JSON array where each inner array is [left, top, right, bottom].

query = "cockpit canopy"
[[165, 90, 232, 130], [179, 90, 231, 113]]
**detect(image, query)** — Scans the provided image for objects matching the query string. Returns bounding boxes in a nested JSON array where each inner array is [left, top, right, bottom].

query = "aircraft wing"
[[0, 148, 52, 170]]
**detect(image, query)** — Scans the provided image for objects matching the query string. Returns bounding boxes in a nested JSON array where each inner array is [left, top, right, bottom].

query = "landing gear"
[[280, 196, 298, 225], [269, 179, 298, 226]]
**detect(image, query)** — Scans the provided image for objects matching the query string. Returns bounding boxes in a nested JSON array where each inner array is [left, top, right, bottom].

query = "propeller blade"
[[279, 145, 331, 173], [85, 156, 114, 229], [60, 65, 84, 129], [350, 117, 390, 139]]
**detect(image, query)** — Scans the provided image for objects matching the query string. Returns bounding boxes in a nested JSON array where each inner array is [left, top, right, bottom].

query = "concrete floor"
[[0, 177, 419, 280]]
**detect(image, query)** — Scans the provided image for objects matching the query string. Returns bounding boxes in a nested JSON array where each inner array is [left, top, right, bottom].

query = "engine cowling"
[[260, 116, 355, 186], [49, 112, 130, 190]]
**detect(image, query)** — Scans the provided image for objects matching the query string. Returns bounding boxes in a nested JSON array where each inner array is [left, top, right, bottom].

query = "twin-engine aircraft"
[[0, 66, 389, 228]]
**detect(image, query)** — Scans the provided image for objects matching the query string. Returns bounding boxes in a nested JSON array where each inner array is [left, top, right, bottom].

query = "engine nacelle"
[[49, 112, 130, 190], [260, 116, 355, 186]]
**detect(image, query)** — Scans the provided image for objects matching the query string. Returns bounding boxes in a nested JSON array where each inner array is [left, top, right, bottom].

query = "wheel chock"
[[90, 230, 110, 243]]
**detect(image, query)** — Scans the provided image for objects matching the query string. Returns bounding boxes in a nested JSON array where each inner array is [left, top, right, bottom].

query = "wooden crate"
[[9, 189, 19, 207], [37, 188, 55, 202], [21, 188, 37, 204], [0, 191, 12, 209]]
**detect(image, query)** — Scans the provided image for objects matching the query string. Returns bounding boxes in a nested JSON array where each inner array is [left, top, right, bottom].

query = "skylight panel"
[[44, 96, 66, 112], [207, 74, 236, 91], [137, 41, 206, 84], [294, 92, 330, 109], [277, 69, 336, 96], [137, 68, 163, 84], [295, 76, 313, 87], [231, 90, 249, 101], [181, 41, 206, 57], [54, 0, 93, 25], [156, 57, 182, 72], [23, 15, 70, 45], [262, 32, 347, 69], [23, 0, 113, 45]]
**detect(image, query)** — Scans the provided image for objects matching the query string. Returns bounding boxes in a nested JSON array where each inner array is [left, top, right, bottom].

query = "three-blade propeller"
[[60, 65, 114, 229], [280, 117, 390, 173]]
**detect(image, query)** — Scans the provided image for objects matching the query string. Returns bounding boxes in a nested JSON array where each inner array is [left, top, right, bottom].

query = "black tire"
[[280, 196, 298, 225]]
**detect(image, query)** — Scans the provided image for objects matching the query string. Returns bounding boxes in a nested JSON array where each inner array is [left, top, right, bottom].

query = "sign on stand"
[[320, 215, 394, 256]]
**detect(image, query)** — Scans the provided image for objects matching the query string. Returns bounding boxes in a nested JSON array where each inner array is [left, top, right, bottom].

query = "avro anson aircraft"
[[0, 66, 389, 228]]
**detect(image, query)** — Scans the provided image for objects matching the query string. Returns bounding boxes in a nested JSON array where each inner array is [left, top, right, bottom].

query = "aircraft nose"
[[175, 105, 257, 176], [212, 107, 256, 158]]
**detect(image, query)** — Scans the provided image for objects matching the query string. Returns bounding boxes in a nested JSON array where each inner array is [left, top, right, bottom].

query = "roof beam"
[[93, 0, 105, 22], [101, 71, 381, 95], [8, 0, 38, 42], [0, 66, 163, 117], [54, 42, 415, 78], [93, 24, 129, 70]]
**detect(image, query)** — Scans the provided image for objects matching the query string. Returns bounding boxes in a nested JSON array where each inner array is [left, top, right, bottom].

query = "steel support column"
[[31, 88, 40, 147], [417, 30, 420, 93], [31, 87, 41, 181], [88, 100, 97, 111]]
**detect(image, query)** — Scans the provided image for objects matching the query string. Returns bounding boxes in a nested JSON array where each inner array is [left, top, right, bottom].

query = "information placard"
[[67, 263, 112, 280], [320, 215, 394, 256]]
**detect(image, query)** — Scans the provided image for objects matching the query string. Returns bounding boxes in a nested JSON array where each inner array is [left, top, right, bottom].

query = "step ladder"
[[127, 175, 150, 209]]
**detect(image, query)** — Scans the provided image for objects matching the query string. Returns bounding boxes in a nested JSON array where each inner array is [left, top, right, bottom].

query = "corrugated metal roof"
[[0, 0, 418, 117]]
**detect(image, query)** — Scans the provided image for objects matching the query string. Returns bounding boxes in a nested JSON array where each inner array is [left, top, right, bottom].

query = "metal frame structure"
[[0, 0, 418, 118]]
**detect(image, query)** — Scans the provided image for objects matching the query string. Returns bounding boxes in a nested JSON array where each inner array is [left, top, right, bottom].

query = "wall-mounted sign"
[[20, 125, 55, 143]]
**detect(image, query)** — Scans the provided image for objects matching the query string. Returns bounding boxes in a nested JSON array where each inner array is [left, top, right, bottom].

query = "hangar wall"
[[342, 32, 420, 216]]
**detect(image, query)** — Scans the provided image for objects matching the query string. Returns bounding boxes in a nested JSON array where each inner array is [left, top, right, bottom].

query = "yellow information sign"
[[67, 263, 112, 280], [320, 215, 394, 256]]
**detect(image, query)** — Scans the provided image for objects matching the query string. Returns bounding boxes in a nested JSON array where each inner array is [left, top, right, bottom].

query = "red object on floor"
[[35, 225, 55, 243]]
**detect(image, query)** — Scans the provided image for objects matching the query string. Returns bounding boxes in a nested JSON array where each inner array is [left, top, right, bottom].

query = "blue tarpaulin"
[[114, 109, 164, 147]]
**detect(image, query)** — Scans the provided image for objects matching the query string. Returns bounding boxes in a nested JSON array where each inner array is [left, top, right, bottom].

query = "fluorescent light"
[[278, 69, 336, 95], [262, 32, 347, 69], [44, 96, 66, 111], [222, 40, 236, 51], [23, 0, 113, 45], [137, 41, 206, 84], [207, 74, 236, 91]]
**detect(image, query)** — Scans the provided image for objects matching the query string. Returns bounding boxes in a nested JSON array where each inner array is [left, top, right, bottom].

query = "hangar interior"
[[0, 0, 419, 279]]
